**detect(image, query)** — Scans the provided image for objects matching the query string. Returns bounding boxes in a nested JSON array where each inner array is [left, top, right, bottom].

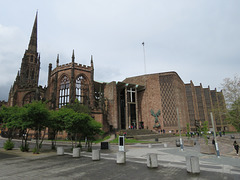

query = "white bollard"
[[186, 156, 200, 174], [92, 150, 100, 161], [72, 148, 80, 158], [163, 143, 167, 148], [147, 153, 158, 168], [57, 147, 64, 156], [116, 151, 126, 164], [148, 144, 152, 148]]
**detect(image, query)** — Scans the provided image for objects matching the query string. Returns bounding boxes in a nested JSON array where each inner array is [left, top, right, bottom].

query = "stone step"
[[134, 133, 174, 140], [124, 129, 157, 136]]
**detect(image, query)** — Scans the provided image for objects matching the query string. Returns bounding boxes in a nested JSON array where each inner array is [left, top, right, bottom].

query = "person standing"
[[233, 141, 239, 155]]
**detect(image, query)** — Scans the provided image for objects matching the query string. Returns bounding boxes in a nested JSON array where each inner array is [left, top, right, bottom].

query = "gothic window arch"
[[76, 75, 89, 104], [59, 75, 70, 108], [22, 91, 35, 105]]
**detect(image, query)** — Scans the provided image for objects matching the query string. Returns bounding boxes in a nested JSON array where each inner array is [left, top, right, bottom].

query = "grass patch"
[[93, 135, 111, 144], [110, 136, 155, 144], [45, 135, 111, 144]]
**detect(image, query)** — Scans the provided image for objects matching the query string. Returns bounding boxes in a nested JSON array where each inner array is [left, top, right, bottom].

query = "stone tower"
[[8, 12, 43, 107], [19, 12, 40, 88]]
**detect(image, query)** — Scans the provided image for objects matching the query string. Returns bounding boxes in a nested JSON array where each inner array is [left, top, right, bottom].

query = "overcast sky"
[[0, 0, 240, 101]]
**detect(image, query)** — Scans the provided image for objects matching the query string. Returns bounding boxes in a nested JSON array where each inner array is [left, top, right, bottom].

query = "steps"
[[121, 129, 174, 140]]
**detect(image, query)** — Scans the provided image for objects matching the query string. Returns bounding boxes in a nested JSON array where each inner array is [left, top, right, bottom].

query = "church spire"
[[28, 11, 38, 53]]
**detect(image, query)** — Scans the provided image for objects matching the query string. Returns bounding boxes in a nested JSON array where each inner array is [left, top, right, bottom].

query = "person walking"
[[233, 141, 239, 155]]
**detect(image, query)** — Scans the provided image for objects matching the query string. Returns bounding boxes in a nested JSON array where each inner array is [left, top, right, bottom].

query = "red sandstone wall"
[[104, 82, 118, 129]]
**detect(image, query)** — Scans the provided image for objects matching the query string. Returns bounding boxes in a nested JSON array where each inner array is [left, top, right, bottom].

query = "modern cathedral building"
[[6, 14, 230, 135]]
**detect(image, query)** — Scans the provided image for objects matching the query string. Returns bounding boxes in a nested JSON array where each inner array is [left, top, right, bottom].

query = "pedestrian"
[[233, 141, 239, 155], [219, 131, 222, 137]]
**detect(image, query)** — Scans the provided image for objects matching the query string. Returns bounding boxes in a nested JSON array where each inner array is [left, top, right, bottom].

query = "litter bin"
[[101, 142, 109, 149]]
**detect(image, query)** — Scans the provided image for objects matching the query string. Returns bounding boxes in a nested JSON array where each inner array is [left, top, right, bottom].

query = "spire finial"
[[28, 12, 38, 52], [57, 54, 59, 67], [91, 55, 94, 67], [72, 49, 75, 63]]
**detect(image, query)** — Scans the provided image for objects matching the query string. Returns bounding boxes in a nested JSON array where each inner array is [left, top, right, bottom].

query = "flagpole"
[[142, 42, 146, 74]]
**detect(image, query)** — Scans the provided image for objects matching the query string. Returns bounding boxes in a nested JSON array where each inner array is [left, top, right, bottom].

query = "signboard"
[[119, 136, 125, 152]]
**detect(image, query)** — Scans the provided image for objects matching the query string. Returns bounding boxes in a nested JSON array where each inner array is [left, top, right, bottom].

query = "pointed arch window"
[[23, 91, 35, 105], [59, 76, 70, 108], [76, 75, 89, 104]]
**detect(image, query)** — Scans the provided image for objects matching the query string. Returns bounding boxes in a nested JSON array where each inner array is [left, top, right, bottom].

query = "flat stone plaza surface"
[[0, 135, 240, 179], [0, 151, 239, 180]]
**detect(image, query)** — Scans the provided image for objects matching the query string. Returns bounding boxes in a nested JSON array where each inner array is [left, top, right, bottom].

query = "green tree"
[[81, 114, 102, 151], [226, 99, 240, 132], [66, 99, 91, 114], [48, 109, 67, 149], [64, 110, 85, 148], [221, 75, 240, 131], [0, 106, 23, 150], [221, 75, 240, 108], [201, 121, 209, 145], [24, 101, 50, 154], [63, 108, 102, 150], [0, 106, 23, 140]]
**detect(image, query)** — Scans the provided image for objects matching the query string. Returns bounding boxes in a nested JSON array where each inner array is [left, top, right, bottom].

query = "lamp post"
[[177, 108, 184, 151], [210, 112, 220, 157]]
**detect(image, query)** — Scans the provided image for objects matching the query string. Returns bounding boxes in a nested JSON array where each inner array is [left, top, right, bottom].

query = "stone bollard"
[[92, 150, 100, 161], [72, 148, 80, 158], [164, 143, 167, 148], [147, 153, 158, 168], [116, 151, 126, 164], [57, 147, 64, 156], [186, 156, 200, 174], [148, 144, 152, 148]]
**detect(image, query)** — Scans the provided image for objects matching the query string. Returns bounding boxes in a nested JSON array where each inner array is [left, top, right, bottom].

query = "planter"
[[184, 140, 194, 147]]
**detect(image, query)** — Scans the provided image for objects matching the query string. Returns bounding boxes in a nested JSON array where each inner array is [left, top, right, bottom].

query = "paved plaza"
[[0, 134, 240, 179]]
